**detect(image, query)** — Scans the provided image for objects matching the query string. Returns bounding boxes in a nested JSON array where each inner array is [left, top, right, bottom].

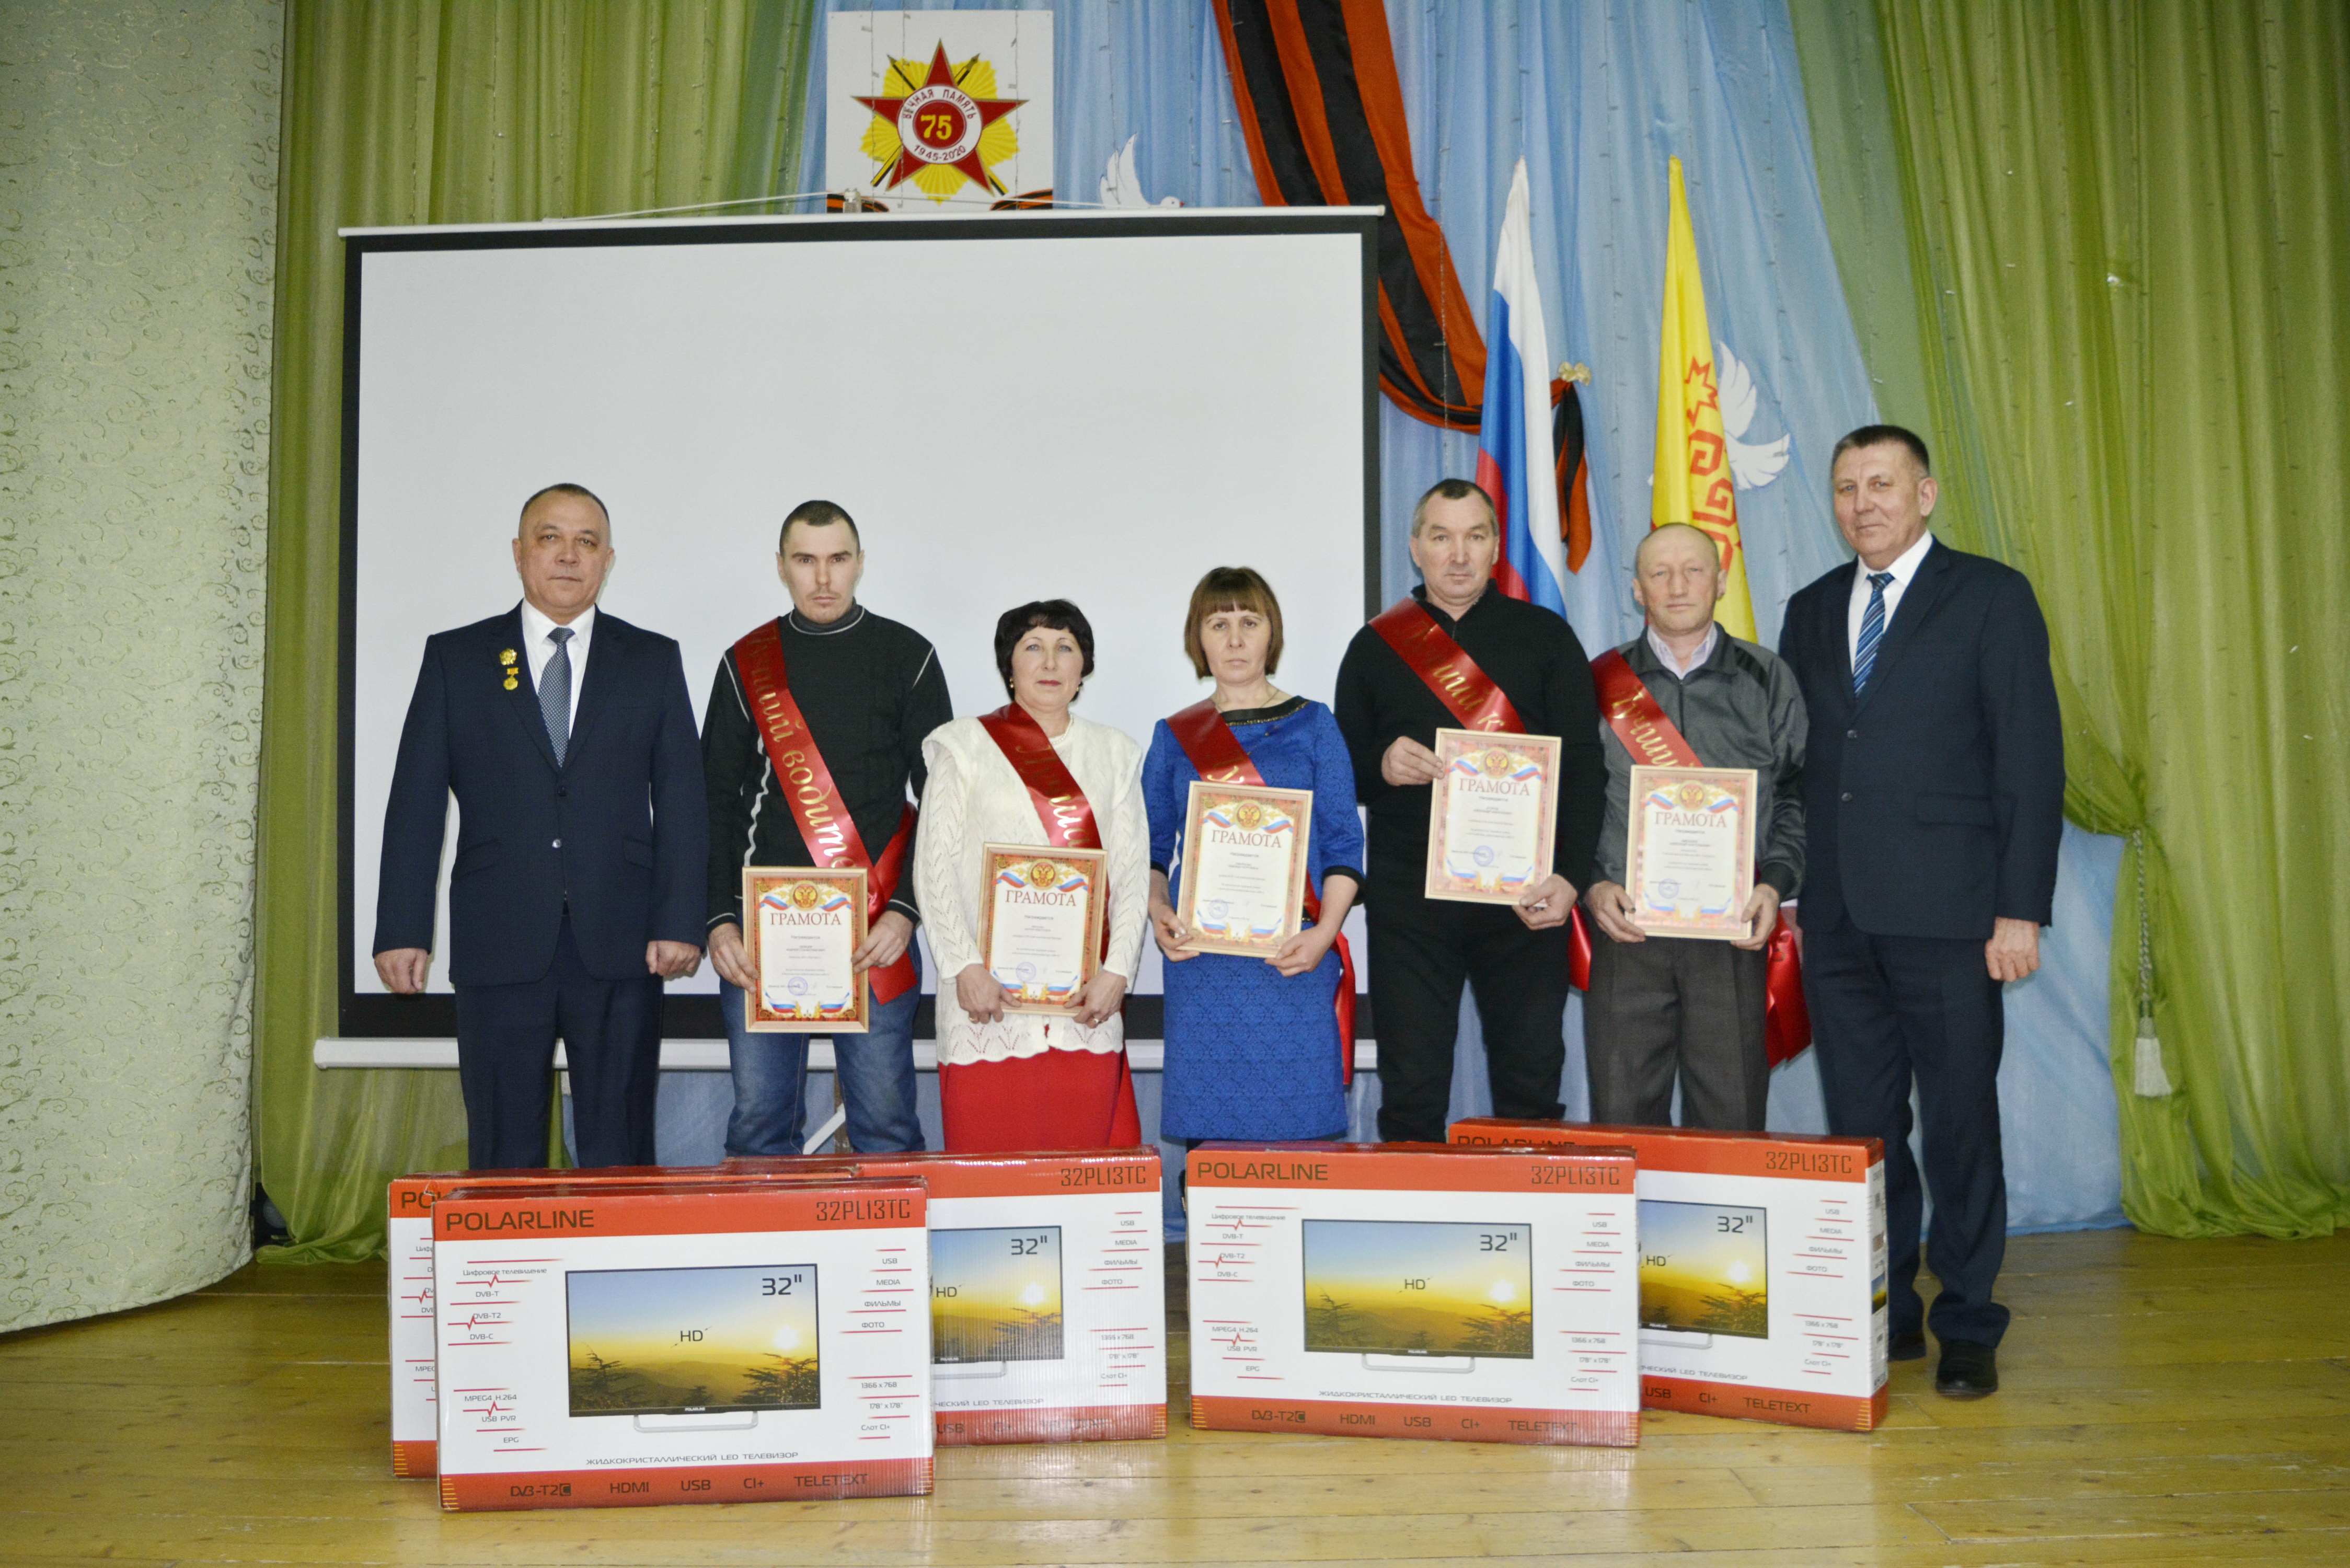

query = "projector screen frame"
[[333, 209, 1385, 1042]]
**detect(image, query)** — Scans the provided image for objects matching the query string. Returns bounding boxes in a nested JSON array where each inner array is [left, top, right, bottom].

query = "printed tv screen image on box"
[[930, 1226, 1064, 1366], [564, 1264, 819, 1418], [1300, 1220, 1535, 1360], [1637, 1201, 1768, 1341]]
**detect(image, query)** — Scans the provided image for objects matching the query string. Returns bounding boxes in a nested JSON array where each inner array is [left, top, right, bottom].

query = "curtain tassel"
[[2133, 1012, 2171, 1098], [2131, 829, 2173, 1098]]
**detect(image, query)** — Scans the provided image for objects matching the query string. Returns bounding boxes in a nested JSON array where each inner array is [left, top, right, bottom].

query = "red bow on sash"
[[1586, 647, 1812, 1067], [732, 622, 918, 1004], [1165, 699, 1358, 1086]]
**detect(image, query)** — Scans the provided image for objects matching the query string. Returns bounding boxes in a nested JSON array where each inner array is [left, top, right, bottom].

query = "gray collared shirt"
[[1648, 621, 1720, 678]]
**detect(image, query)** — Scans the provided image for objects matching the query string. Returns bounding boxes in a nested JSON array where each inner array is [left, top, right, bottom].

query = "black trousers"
[[1367, 889, 1570, 1144], [1802, 917, 2010, 1347], [1584, 928, 1769, 1131], [452, 913, 664, 1170]]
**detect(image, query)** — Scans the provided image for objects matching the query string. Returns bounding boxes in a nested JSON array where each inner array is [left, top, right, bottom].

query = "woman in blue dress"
[[1143, 567, 1364, 1142]]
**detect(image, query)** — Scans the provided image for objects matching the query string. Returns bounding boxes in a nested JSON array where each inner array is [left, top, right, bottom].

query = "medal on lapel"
[[499, 648, 518, 691]]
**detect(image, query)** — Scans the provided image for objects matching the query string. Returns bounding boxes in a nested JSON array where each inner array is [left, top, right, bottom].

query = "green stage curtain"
[[1793, 1, 2349, 1237], [1, 0, 283, 1331], [255, 0, 815, 1261]]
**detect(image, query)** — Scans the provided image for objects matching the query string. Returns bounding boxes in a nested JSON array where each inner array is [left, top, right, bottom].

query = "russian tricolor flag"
[[1475, 158, 1568, 618]]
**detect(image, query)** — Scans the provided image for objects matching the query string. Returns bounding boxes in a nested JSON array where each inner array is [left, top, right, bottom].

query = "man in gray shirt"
[[1581, 523, 1806, 1130]]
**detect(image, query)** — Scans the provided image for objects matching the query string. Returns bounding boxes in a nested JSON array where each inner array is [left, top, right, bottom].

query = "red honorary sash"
[[977, 705, 1102, 850], [732, 621, 918, 1005], [1367, 598, 1524, 732], [977, 704, 1110, 961], [1165, 699, 1358, 1085], [1588, 647, 1811, 1066]]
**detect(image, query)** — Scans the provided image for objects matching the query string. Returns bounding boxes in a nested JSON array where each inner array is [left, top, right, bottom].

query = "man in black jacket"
[[1334, 479, 1607, 1144], [1778, 425, 2064, 1400], [375, 483, 708, 1169], [702, 500, 951, 1155]]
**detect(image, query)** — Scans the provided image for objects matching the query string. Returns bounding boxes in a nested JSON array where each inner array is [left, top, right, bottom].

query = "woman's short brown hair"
[[994, 599, 1096, 693], [1183, 567, 1284, 679]]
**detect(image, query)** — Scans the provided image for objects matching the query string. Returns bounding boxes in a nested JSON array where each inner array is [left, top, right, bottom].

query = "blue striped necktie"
[[540, 625, 573, 764], [1852, 571, 1894, 696]]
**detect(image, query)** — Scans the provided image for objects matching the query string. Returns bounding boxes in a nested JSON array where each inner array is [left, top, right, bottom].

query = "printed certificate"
[[978, 844, 1107, 1015], [1174, 780, 1313, 957], [742, 867, 869, 1032], [1626, 766, 1757, 939], [1425, 729, 1562, 904]]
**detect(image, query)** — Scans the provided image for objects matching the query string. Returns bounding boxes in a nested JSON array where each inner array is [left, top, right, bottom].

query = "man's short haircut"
[[994, 599, 1097, 693], [1183, 566, 1285, 679], [1830, 423, 1932, 476], [1409, 476, 1499, 537], [519, 481, 609, 529], [779, 499, 861, 551], [1632, 521, 1724, 573]]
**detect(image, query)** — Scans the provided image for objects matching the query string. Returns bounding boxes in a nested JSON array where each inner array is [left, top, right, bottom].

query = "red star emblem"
[[855, 44, 1026, 195]]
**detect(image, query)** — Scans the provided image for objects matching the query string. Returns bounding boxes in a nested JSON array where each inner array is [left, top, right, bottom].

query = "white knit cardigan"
[[914, 713, 1150, 1066]]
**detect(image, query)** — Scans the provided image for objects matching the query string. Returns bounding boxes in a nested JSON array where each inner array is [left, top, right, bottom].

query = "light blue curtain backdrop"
[[764, 0, 2125, 1236]]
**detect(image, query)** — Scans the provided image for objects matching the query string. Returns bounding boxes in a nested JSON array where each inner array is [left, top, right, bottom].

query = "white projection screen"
[[339, 210, 1379, 1040]]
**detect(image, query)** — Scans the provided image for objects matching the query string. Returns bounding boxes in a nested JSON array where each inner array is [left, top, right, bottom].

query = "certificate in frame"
[[1625, 766, 1757, 940], [978, 844, 1107, 1014], [741, 867, 870, 1032], [1424, 729, 1562, 903], [1174, 780, 1314, 957]]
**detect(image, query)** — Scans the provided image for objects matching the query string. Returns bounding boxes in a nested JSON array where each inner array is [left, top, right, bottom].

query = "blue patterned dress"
[[1142, 697, 1366, 1140]]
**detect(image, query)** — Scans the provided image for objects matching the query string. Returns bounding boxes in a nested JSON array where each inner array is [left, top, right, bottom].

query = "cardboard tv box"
[[387, 1161, 862, 1477], [1186, 1142, 1641, 1447], [432, 1175, 930, 1511], [1452, 1118, 1888, 1431], [733, 1149, 1167, 1444]]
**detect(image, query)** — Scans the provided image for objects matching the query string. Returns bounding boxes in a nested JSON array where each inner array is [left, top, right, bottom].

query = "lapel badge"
[[499, 648, 517, 666], [503, 675, 519, 691]]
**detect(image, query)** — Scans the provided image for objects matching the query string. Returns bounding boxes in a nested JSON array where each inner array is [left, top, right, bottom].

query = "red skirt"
[[938, 1047, 1143, 1152]]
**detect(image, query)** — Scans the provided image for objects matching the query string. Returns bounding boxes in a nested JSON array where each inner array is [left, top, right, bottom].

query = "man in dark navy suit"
[[1778, 426, 2063, 1400], [374, 483, 708, 1169]]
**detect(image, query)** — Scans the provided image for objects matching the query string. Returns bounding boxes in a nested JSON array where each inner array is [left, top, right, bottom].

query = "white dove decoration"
[[1716, 341, 1791, 490], [1099, 134, 1181, 209]]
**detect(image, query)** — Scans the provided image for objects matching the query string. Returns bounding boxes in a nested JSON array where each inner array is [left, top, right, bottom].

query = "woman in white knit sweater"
[[915, 600, 1149, 1150]]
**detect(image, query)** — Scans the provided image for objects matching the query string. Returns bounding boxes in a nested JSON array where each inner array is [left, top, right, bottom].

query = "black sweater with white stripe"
[[701, 605, 953, 932]]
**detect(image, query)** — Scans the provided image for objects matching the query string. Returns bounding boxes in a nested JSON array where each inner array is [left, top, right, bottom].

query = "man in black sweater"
[[1334, 479, 1607, 1143], [703, 500, 952, 1155]]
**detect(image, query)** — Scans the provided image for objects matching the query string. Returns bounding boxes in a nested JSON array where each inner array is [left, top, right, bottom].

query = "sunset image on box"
[[930, 1226, 1064, 1365], [1638, 1200, 1770, 1339], [565, 1264, 820, 1417], [1300, 1220, 1534, 1358]]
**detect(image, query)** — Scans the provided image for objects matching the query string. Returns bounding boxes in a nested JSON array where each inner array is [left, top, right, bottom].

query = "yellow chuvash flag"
[[1651, 156, 1755, 640]]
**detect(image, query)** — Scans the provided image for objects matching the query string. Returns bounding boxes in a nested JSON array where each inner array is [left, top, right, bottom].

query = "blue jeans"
[[721, 966, 925, 1156]]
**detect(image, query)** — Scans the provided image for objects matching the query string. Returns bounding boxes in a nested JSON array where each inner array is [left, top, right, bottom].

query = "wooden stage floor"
[[4, 1228, 2348, 1566]]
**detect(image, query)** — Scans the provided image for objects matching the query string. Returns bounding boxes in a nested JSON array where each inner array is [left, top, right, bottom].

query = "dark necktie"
[[540, 625, 573, 764], [1852, 571, 1893, 696]]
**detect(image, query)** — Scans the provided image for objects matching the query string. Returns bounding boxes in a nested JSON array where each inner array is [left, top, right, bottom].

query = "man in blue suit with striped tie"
[[1778, 426, 2064, 1400], [374, 483, 709, 1169]]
